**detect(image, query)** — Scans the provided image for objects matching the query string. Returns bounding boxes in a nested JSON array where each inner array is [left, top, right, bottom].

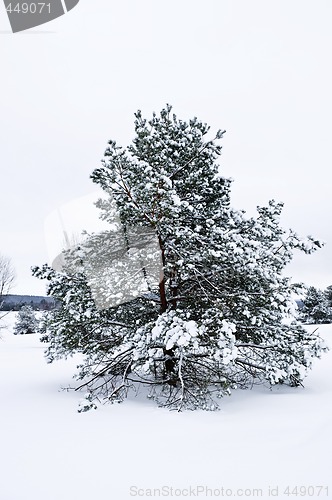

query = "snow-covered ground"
[[0, 312, 331, 500]]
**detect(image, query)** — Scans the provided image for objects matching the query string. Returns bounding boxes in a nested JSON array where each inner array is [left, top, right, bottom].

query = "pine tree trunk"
[[158, 235, 167, 314], [158, 235, 176, 381]]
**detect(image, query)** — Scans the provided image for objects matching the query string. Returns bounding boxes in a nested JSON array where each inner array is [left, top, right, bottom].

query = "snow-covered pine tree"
[[300, 286, 332, 324], [324, 285, 332, 318], [14, 305, 38, 335], [33, 105, 328, 411]]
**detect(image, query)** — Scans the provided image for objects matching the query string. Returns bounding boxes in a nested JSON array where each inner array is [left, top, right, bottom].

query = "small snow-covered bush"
[[14, 305, 38, 335]]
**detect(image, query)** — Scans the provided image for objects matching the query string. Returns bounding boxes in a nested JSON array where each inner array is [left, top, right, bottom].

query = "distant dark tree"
[[40, 299, 47, 310], [0, 301, 11, 312]]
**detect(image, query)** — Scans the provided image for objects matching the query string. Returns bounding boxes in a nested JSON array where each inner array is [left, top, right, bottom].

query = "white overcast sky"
[[1, 0, 332, 295]]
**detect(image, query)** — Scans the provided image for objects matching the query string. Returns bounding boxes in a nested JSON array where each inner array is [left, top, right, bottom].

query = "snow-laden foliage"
[[33, 105, 328, 411], [299, 286, 332, 324], [13, 305, 39, 335]]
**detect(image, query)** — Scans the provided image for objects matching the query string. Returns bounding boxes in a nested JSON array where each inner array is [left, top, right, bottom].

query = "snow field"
[[0, 312, 331, 500]]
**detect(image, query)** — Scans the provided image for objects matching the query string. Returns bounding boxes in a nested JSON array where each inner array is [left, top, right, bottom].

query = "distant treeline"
[[0, 295, 57, 311]]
